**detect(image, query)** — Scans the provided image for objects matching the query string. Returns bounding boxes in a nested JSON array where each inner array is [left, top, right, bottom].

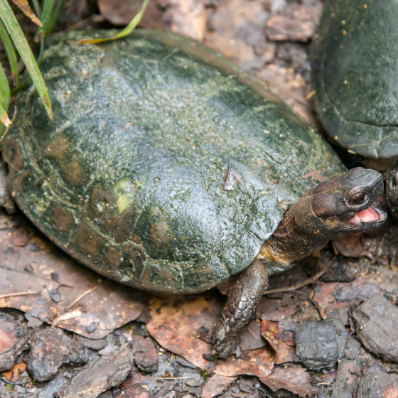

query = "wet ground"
[[2, 0, 398, 397]]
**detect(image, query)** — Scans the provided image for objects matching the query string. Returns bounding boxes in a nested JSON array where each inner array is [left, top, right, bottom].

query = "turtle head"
[[312, 167, 386, 234], [386, 170, 398, 217]]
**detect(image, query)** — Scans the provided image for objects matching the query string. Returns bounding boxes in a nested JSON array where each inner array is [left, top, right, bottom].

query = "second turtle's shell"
[[312, 0, 398, 159], [3, 30, 344, 294]]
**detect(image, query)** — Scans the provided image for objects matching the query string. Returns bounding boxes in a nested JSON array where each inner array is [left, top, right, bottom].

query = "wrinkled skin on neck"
[[260, 167, 385, 264]]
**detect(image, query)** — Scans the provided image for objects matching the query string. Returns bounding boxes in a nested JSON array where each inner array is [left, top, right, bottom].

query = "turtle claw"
[[211, 319, 240, 359]]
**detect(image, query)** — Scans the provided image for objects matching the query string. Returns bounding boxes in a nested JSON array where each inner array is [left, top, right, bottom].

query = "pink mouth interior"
[[348, 207, 379, 225]]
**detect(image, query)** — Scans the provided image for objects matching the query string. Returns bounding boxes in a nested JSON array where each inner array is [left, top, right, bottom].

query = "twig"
[[263, 259, 332, 296], [247, 327, 257, 339], [0, 377, 24, 386], [0, 291, 40, 299], [66, 287, 96, 309], [155, 377, 194, 380]]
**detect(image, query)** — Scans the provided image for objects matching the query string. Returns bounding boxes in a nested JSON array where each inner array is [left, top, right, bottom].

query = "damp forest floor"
[[2, 1, 398, 398]]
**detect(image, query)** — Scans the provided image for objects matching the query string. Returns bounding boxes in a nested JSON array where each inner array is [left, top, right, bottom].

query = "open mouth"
[[348, 206, 381, 225]]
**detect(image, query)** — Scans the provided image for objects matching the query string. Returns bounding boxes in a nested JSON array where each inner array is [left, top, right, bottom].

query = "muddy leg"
[[212, 259, 268, 359]]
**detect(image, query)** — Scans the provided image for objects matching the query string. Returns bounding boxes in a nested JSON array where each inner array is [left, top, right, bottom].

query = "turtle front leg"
[[212, 259, 268, 359]]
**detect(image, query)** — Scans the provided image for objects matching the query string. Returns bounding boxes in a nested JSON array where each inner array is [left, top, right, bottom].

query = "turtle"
[[311, 0, 398, 171], [0, 30, 386, 359]]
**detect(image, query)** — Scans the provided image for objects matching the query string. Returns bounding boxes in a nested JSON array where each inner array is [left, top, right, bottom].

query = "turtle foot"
[[212, 319, 241, 359], [212, 259, 269, 360]]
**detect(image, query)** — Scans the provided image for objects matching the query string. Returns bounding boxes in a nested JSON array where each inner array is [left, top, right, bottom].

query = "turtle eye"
[[346, 188, 369, 206]]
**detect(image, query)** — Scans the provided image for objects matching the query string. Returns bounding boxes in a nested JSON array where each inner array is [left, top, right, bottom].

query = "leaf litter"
[[0, 210, 144, 339]]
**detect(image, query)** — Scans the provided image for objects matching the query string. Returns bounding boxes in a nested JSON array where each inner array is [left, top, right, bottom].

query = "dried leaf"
[[0, 211, 144, 339], [261, 320, 280, 352], [312, 282, 350, 325], [202, 374, 236, 398], [259, 292, 304, 322], [2, 362, 27, 382], [240, 319, 266, 352], [147, 294, 274, 377], [0, 104, 11, 127], [333, 233, 374, 259], [10, 0, 42, 27], [275, 340, 295, 365], [215, 347, 274, 378], [222, 166, 244, 191], [260, 367, 317, 397], [147, 294, 220, 369]]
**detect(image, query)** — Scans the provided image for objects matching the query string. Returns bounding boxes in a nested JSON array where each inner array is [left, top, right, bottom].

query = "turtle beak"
[[348, 206, 387, 231]]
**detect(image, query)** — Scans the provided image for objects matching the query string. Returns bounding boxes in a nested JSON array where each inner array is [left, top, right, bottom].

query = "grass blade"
[[0, 61, 11, 130], [39, 0, 55, 35], [43, 0, 64, 36], [0, 0, 53, 120], [11, 0, 42, 27], [78, 0, 150, 44], [0, 19, 19, 86]]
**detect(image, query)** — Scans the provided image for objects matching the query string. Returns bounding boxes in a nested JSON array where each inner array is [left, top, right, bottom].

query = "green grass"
[[0, 0, 149, 130], [0, 0, 53, 120]]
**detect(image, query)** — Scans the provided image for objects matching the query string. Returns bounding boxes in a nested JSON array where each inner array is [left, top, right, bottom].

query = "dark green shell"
[[3, 30, 344, 294], [312, 0, 398, 159]]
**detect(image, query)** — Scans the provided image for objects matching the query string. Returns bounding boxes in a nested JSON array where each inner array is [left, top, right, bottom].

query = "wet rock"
[[86, 321, 99, 334], [0, 313, 28, 372], [294, 319, 348, 370], [49, 289, 62, 303], [24, 311, 43, 328], [24, 264, 34, 274], [175, 355, 197, 369], [344, 338, 361, 360], [183, 372, 201, 390], [352, 294, 398, 362], [332, 280, 380, 304], [59, 347, 134, 398], [76, 336, 107, 351], [131, 335, 158, 373], [37, 369, 75, 398], [357, 373, 398, 398], [50, 271, 60, 283], [332, 358, 362, 398], [27, 328, 88, 382]]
